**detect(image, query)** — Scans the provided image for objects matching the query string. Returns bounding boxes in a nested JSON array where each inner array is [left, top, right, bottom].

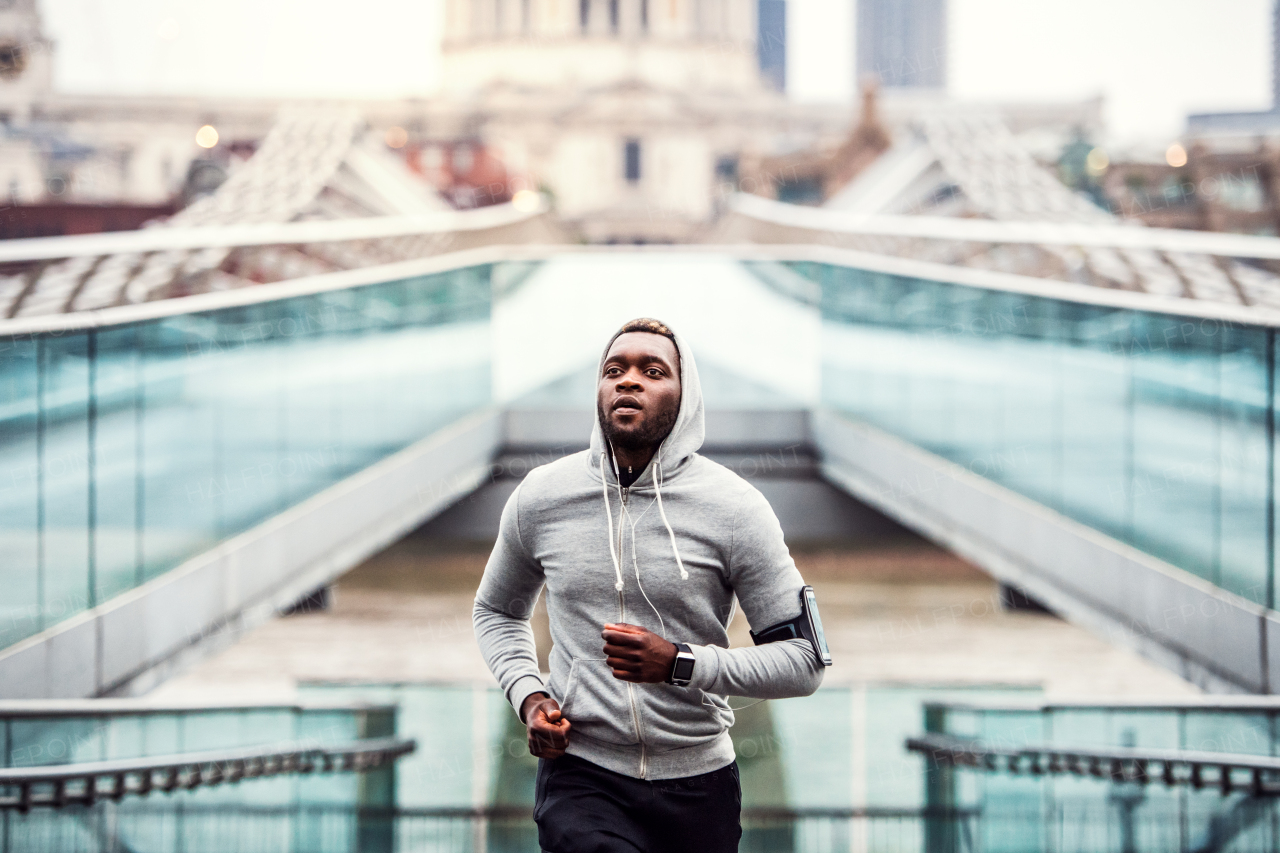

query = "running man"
[[474, 317, 829, 853]]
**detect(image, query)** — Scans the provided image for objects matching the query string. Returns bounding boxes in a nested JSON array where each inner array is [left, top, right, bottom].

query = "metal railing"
[[729, 193, 1280, 261], [908, 732, 1280, 796], [0, 803, 985, 853], [0, 200, 554, 319], [0, 737, 415, 811], [0, 204, 548, 264], [8, 240, 1276, 340], [724, 192, 1280, 307]]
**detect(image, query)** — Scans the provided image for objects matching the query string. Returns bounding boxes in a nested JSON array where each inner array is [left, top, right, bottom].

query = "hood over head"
[[589, 319, 705, 487]]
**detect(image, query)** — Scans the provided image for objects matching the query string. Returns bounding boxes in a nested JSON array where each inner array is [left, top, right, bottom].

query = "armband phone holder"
[[749, 585, 832, 667]]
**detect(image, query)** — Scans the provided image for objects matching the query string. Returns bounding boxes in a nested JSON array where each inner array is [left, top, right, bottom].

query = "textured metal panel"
[[0, 641, 49, 700], [503, 409, 593, 449], [0, 408, 502, 699], [1267, 612, 1280, 694], [702, 410, 811, 448], [139, 560, 229, 675], [97, 595, 151, 692], [815, 408, 1269, 694], [41, 617, 98, 700]]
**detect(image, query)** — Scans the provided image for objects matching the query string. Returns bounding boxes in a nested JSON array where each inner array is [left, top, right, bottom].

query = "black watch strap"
[[667, 643, 695, 686]]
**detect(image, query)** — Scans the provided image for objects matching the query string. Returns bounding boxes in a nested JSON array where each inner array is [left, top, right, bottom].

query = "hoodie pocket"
[[559, 658, 640, 747]]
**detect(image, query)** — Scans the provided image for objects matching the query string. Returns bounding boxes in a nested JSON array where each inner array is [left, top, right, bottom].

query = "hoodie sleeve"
[[473, 482, 548, 720], [685, 484, 825, 699]]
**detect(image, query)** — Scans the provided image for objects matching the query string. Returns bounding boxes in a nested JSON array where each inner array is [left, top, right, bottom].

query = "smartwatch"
[[667, 643, 695, 686]]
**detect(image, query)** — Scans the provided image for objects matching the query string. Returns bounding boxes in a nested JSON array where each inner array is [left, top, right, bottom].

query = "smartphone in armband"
[[749, 585, 832, 667]]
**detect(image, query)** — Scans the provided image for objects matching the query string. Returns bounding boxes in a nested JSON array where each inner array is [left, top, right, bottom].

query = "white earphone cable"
[[599, 450, 624, 592], [653, 458, 689, 580]]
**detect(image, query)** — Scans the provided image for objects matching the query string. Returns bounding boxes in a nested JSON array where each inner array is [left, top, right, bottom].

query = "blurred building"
[[429, 0, 822, 241], [0, 0, 842, 243], [1100, 0, 1280, 236], [1184, 0, 1280, 139], [0, 0, 1106, 244], [0, 0, 55, 206], [739, 82, 892, 204], [0, 0, 51, 123], [1102, 145, 1280, 236], [742, 87, 1102, 210], [856, 0, 946, 90], [439, 0, 762, 95], [0, 0, 249, 232], [757, 0, 786, 92]]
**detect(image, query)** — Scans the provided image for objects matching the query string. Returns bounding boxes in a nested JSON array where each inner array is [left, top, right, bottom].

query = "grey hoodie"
[[472, 329, 824, 780]]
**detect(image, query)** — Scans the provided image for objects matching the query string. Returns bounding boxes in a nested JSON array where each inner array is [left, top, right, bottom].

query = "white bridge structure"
[[1, 109, 559, 320], [7, 107, 1280, 707], [731, 112, 1280, 308]]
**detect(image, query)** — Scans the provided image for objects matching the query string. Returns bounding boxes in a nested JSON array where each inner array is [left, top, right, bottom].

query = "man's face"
[[598, 332, 682, 452]]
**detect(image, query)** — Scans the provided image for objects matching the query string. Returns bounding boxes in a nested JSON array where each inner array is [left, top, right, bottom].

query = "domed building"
[[427, 0, 838, 241], [0, 0, 1102, 245]]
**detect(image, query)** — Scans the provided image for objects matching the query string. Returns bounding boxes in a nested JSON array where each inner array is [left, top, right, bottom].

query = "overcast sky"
[[42, 0, 1272, 146]]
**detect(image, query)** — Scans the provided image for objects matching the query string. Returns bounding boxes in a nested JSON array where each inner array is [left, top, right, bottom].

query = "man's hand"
[[522, 693, 571, 759], [602, 623, 679, 683]]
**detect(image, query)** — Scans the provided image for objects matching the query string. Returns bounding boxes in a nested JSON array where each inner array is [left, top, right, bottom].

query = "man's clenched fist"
[[522, 693, 571, 759], [603, 623, 679, 683]]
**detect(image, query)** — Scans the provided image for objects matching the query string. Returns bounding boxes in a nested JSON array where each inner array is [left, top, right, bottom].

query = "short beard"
[[601, 404, 679, 455]]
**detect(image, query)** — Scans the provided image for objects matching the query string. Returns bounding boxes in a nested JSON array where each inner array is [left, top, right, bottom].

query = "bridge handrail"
[[0, 700, 398, 716], [0, 200, 546, 264], [0, 736, 415, 811], [907, 732, 1280, 795], [6, 242, 1280, 340], [918, 697, 1280, 714], [729, 192, 1280, 261]]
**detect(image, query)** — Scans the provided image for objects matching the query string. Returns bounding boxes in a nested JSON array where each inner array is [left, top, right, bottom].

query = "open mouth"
[[612, 396, 642, 415]]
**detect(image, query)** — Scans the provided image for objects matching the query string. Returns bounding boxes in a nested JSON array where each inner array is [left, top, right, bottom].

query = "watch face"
[[804, 587, 832, 664], [674, 657, 695, 681]]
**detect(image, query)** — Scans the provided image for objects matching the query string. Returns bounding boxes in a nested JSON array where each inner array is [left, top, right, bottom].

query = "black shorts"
[[534, 753, 742, 853]]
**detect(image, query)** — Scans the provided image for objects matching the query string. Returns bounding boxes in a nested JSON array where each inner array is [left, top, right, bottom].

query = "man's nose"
[[615, 370, 644, 389]]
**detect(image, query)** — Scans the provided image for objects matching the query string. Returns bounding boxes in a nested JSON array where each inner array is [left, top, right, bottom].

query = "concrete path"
[[149, 535, 1198, 703]]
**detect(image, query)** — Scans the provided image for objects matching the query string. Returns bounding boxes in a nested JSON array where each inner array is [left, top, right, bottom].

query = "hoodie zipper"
[[616, 484, 649, 779]]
